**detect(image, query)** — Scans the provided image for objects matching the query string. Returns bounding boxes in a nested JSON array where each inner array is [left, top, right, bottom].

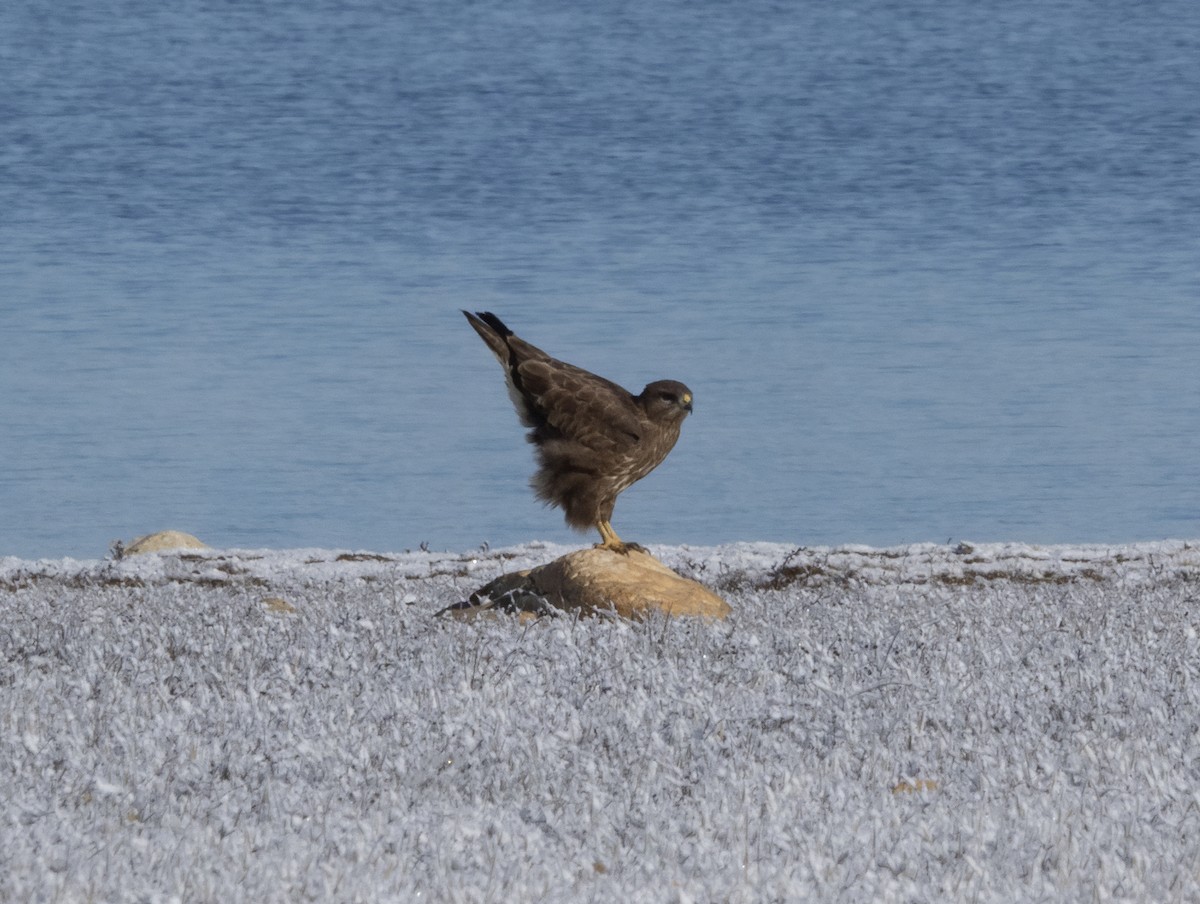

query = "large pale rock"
[[446, 547, 731, 621], [122, 530, 209, 556]]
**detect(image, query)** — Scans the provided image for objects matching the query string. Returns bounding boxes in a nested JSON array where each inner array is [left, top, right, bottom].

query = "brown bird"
[[463, 311, 693, 553]]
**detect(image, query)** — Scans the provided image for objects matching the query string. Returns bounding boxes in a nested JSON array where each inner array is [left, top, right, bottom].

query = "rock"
[[263, 597, 297, 614], [444, 547, 731, 621], [122, 531, 209, 556]]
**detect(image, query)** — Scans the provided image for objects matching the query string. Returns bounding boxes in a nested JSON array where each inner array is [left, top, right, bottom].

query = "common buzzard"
[[463, 311, 693, 553]]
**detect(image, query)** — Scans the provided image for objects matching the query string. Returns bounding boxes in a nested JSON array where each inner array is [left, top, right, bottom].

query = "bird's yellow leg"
[[595, 520, 623, 551], [595, 520, 645, 555]]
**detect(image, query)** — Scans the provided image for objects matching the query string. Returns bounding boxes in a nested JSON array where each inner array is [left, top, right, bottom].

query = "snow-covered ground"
[[3, 540, 1199, 903]]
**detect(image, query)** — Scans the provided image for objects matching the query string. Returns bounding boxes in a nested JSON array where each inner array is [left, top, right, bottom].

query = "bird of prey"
[[463, 311, 693, 553]]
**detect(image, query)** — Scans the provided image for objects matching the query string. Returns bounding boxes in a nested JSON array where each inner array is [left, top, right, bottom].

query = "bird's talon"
[[593, 539, 647, 555]]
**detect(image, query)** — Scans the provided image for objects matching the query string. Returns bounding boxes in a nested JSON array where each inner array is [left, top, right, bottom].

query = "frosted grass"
[[2, 541, 1199, 902]]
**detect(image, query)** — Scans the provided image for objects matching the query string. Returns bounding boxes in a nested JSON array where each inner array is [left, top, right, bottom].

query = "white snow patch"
[[1, 540, 1199, 902]]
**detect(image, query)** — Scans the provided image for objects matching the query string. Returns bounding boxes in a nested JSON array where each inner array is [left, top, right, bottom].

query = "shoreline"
[[4, 537, 1198, 594]]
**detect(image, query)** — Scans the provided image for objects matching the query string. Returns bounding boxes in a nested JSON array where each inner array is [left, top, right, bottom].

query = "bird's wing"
[[512, 353, 645, 454], [463, 311, 645, 452]]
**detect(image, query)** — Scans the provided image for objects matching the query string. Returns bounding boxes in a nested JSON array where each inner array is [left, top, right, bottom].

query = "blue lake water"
[[2, 0, 1199, 559]]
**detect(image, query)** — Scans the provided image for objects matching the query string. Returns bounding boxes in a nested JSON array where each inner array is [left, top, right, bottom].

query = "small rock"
[[123, 531, 209, 556]]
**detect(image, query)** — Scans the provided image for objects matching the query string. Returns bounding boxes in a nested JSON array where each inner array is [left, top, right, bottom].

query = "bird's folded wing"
[[514, 358, 644, 453]]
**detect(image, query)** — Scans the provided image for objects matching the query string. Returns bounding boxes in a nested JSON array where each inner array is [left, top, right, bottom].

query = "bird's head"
[[640, 380, 693, 422]]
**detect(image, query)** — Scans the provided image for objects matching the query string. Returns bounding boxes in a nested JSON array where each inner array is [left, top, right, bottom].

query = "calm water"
[[3, 0, 1199, 559]]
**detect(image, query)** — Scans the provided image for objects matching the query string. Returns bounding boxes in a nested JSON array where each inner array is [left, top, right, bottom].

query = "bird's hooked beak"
[[681, 392, 693, 413]]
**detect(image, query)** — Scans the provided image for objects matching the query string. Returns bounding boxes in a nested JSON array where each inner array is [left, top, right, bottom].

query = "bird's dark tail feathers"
[[468, 311, 512, 337], [463, 310, 518, 367]]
